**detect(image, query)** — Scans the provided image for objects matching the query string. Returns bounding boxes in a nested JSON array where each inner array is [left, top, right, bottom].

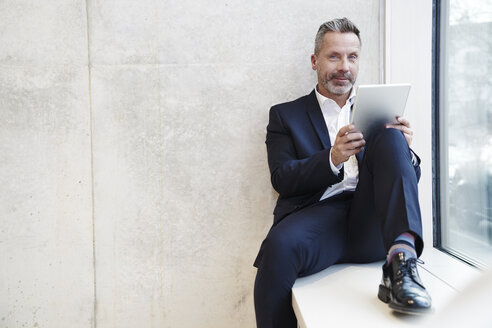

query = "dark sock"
[[387, 232, 417, 263]]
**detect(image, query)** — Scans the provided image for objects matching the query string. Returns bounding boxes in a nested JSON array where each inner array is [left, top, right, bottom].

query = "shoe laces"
[[399, 257, 423, 273], [397, 258, 425, 287]]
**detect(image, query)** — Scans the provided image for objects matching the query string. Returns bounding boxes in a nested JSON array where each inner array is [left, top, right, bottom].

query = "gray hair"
[[314, 18, 361, 55]]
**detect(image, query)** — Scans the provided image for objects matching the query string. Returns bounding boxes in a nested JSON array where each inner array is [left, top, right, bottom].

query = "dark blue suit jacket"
[[266, 89, 421, 226]]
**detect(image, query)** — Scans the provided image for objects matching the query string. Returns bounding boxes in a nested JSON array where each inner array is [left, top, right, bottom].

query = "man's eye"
[[349, 55, 357, 60]]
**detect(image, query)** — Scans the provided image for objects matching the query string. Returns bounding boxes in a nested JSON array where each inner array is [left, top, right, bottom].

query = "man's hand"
[[331, 124, 365, 167], [385, 117, 413, 146]]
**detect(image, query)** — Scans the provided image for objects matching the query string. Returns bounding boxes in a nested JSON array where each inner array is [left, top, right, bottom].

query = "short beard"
[[321, 72, 355, 95]]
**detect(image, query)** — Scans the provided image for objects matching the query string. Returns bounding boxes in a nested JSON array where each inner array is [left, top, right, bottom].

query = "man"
[[253, 18, 432, 328]]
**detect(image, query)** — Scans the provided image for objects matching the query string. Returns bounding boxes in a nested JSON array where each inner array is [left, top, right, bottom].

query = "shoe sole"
[[378, 284, 432, 315]]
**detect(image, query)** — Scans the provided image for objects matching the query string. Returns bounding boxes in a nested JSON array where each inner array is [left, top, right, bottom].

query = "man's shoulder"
[[270, 90, 315, 115]]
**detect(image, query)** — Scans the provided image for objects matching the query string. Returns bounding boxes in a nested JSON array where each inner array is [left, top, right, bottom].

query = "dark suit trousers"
[[254, 128, 423, 328]]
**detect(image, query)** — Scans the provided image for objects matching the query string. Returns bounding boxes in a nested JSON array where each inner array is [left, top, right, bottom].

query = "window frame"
[[432, 0, 442, 253], [432, 0, 489, 269]]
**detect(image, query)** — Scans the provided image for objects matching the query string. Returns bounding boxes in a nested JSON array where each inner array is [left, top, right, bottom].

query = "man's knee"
[[367, 127, 410, 161], [262, 227, 305, 265], [372, 127, 406, 148]]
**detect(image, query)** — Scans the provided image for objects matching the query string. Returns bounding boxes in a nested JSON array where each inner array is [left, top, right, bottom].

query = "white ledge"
[[292, 248, 482, 328]]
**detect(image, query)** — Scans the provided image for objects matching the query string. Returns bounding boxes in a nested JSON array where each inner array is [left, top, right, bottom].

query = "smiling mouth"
[[332, 77, 350, 84], [330, 74, 351, 82]]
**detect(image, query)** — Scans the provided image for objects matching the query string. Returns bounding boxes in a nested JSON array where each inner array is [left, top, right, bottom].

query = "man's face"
[[311, 32, 360, 98]]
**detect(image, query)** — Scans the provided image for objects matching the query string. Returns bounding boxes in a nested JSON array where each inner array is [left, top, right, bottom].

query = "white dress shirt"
[[316, 87, 359, 200]]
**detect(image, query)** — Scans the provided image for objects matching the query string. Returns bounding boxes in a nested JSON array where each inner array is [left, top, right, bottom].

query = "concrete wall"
[[0, 1, 380, 327]]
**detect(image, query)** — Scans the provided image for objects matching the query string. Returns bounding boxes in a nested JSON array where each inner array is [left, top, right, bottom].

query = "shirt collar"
[[315, 85, 356, 110]]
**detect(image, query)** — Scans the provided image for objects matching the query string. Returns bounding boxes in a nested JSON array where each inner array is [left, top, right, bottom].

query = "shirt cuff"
[[410, 151, 418, 166], [329, 148, 343, 175]]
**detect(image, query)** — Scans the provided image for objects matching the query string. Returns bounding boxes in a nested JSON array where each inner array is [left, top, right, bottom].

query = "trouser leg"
[[346, 127, 423, 261], [254, 196, 351, 328]]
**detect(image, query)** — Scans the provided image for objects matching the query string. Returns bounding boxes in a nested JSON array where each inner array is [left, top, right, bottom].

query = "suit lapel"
[[305, 89, 365, 167], [306, 90, 331, 149]]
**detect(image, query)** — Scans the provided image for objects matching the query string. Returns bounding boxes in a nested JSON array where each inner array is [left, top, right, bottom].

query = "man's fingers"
[[386, 124, 413, 135], [339, 138, 365, 149], [333, 138, 365, 156], [346, 130, 364, 140], [349, 139, 366, 149], [396, 116, 411, 128], [337, 124, 357, 137], [338, 131, 364, 144]]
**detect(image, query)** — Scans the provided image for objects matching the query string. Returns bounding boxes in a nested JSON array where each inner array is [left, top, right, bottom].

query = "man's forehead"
[[322, 32, 360, 50]]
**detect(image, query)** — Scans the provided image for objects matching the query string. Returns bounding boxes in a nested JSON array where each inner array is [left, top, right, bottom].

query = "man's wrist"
[[329, 149, 343, 174], [410, 149, 420, 167]]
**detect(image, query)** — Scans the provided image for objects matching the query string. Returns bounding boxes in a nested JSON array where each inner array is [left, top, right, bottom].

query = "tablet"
[[350, 84, 411, 135]]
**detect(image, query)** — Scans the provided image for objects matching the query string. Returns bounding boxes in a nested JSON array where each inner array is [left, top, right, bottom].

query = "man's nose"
[[338, 57, 349, 72]]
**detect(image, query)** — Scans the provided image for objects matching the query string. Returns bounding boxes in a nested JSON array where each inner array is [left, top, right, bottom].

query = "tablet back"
[[350, 84, 411, 135]]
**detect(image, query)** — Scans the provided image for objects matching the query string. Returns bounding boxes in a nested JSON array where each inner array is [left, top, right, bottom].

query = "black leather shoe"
[[378, 252, 432, 314]]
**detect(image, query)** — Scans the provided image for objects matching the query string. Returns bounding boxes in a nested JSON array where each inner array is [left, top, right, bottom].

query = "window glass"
[[439, 0, 492, 266]]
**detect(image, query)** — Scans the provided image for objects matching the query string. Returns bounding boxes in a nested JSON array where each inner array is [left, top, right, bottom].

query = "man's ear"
[[311, 54, 317, 71]]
